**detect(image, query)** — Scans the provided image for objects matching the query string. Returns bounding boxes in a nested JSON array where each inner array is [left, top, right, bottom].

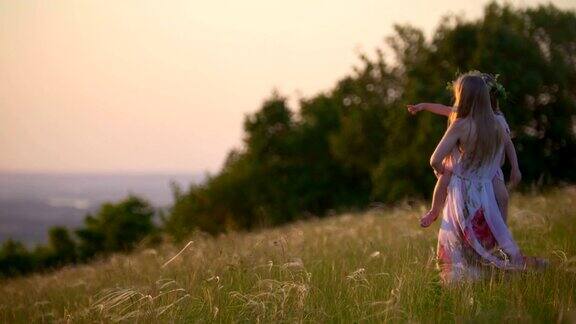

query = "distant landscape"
[[0, 173, 203, 245]]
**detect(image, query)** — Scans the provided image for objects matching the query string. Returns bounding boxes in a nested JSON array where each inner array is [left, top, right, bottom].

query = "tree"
[[0, 240, 33, 277], [76, 196, 156, 259], [47, 227, 77, 265]]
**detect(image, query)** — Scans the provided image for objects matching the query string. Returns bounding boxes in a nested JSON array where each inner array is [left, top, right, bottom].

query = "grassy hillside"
[[1, 188, 575, 323]]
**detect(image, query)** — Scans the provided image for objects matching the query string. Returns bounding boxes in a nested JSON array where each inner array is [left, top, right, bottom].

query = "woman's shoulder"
[[494, 113, 507, 123], [494, 113, 511, 133], [494, 110, 506, 118], [494, 111, 510, 123]]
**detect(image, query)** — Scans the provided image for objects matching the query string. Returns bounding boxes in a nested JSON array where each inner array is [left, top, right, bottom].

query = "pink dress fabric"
[[436, 126, 529, 284]]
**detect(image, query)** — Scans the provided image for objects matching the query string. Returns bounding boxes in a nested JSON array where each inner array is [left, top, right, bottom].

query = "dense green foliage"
[[165, 3, 576, 238], [0, 196, 156, 277], [76, 197, 156, 259]]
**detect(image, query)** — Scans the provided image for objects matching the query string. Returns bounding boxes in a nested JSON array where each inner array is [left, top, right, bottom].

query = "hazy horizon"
[[2, 0, 574, 174], [0, 172, 205, 244]]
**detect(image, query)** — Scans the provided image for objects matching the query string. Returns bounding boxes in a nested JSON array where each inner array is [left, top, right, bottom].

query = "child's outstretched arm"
[[407, 103, 452, 117], [504, 133, 522, 188]]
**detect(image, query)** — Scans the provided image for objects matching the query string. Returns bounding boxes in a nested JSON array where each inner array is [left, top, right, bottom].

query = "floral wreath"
[[446, 70, 507, 101]]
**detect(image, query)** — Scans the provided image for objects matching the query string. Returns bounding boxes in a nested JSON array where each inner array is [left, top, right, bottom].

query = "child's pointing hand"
[[406, 104, 423, 115]]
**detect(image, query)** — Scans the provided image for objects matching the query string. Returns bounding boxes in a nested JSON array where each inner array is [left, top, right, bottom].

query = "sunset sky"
[[1, 0, 574, 174]]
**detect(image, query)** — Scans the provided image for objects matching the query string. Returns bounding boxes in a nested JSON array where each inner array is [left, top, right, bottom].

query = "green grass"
[[1, 188, 575, 323]]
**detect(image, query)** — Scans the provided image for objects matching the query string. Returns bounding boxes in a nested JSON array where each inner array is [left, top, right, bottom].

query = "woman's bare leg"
[[421, 172, 452, 227], [492, 177, 509, 223]]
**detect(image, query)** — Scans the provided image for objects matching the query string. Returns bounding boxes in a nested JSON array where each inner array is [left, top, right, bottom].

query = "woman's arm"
[[504, 133, 522, 188], [430, 119, 465, 174], [407, 103, 453, 117]]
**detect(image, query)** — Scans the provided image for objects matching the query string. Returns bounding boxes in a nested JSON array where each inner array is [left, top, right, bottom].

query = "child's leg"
[[492, 177, 509, 222], [420, 172, 452, 227]]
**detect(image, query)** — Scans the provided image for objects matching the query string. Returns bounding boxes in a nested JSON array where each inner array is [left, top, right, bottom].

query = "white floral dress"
[[436, 130, 541, 284]]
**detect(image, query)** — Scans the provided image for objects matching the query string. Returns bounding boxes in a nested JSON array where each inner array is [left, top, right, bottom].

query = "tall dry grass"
[[1, 188, 575, 323]]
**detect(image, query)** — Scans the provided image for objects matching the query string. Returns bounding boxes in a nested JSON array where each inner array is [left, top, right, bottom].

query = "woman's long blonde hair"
[[452, 73, 503, 168]]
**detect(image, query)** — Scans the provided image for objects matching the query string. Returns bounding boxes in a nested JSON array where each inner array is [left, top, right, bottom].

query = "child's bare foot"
[[420, 210, 440, 228]]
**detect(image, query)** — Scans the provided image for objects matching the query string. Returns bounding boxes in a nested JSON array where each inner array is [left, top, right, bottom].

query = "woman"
[[429, 73, 545, 284], [407, 72, 520, 228]]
